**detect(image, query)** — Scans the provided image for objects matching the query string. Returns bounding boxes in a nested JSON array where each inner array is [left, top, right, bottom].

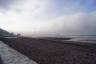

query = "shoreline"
[[0, 37, 96, 64]]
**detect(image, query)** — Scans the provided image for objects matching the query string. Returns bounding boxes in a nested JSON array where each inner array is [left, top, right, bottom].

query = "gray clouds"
[[0, 0, 14, 9]]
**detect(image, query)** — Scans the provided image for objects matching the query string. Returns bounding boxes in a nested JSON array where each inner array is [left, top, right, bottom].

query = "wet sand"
[[0, 37, 96, 64]]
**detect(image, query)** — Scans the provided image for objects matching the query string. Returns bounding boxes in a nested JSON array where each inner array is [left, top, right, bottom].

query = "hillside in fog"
[[0, 28, 15, 37]]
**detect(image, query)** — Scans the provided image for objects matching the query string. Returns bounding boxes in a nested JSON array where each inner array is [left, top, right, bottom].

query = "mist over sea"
[[26, 34, 96, 43], [66, 35, 96, 43]]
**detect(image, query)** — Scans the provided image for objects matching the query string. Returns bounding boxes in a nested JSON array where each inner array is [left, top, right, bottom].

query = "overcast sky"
[[0, 0, 96, 36]]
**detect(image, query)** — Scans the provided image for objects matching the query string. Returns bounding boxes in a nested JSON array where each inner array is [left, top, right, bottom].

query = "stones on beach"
[[0, 41, 38, 64]]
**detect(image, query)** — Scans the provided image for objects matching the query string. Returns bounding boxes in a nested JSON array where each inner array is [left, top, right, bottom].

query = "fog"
[[0, 0, 96, 37], [22, 11, 96, 37]]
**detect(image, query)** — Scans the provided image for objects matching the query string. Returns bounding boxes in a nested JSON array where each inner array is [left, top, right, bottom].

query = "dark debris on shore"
[[0, 37, 96, 64]]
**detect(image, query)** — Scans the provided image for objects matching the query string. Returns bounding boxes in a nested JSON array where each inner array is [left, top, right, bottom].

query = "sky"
[[0, 0, 96, 37]]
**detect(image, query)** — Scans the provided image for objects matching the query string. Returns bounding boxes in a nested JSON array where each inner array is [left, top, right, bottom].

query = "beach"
[[0, 37, 96, 64], [0, 41, 37, 64]]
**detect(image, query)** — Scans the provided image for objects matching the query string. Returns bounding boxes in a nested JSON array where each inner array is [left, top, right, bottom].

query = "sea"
[[65, 35, 96, 43]]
